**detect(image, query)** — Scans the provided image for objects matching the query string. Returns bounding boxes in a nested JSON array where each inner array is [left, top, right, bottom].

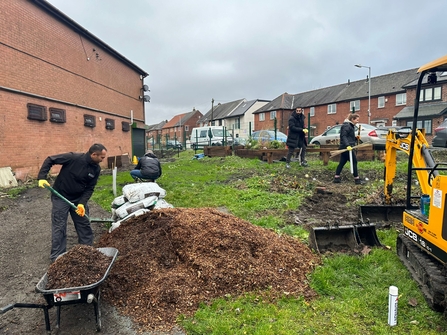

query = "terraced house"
[[253, 68, 447, 144]]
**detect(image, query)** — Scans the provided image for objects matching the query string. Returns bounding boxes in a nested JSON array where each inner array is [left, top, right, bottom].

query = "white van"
[[190, 126, 233, 149]]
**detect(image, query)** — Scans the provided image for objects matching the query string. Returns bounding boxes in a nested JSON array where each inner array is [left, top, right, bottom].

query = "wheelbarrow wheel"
[[95, 291, 102, 332]]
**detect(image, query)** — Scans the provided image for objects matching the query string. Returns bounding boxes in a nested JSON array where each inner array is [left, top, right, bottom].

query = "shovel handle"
[[44, 185, 90, 220]]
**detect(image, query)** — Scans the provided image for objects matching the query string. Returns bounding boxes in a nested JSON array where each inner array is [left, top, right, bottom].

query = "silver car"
[[310, 123, 386, 149]]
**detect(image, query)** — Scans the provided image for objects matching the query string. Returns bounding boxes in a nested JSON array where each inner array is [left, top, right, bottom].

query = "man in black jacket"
[[37, 143, 107, 262], [285, 108, 308, 168], [130, 150, 162, 182]]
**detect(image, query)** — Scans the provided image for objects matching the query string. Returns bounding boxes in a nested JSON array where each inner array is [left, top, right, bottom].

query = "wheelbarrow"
[[1, 247, 118, 334]]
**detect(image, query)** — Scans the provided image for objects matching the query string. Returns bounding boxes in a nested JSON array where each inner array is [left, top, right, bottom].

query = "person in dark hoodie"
[[285, 107, 308, 168], [37, 143, 107, 262], [130, 150, 162, 182], [333, 113, 364, 185]]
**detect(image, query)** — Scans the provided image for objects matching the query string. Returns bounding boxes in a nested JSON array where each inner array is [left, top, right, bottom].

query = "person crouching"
[[130, 150, 162, 182]]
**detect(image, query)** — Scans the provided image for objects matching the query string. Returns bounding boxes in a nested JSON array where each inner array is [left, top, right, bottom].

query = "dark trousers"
[[286, 146, 306, 164], [335, 150, 358, 178], [50, 195, 93, 261]]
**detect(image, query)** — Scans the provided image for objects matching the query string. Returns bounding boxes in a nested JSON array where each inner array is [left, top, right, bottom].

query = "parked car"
[[233, 137, 248, 146], [432, 120, 447, 147], [166, 140, 183, 150], [310, 123, 387, 149], [251, 130, 288, 143]]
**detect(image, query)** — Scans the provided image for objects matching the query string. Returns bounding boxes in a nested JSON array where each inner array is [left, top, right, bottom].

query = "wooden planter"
[[203, 146, 232, 157]]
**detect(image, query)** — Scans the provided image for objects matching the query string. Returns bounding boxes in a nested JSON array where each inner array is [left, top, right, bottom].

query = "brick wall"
[[0, 0, 147, 180]]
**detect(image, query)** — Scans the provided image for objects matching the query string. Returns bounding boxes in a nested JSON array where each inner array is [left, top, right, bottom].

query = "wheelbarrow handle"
[[44, 185, 90, 220], [1, 304, 14, 314]]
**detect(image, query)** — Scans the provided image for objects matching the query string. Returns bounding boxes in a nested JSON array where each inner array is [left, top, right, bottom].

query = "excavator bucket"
[[309, 224, 382, 254], [355, 224, 382, 247], [359, 205, 405, 223], [309, 225, 359, 253]]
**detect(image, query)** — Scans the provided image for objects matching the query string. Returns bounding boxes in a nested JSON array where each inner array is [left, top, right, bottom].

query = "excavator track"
[[396, 234, 447, 312]]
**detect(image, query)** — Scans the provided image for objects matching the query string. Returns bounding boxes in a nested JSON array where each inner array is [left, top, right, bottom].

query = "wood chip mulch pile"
[[46, 245, 112, 289], [96, 207, 321, 332]]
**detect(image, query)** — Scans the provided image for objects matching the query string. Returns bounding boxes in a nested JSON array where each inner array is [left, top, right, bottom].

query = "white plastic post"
[[388, 286, 398, 326], [349, 150, 354, 174]]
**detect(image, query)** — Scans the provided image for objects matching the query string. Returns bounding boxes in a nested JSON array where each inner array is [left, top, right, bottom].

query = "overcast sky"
[[47, 0, 447, 125]]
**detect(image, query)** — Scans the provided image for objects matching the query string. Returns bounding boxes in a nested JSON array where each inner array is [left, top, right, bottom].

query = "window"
[[105, 118, 115, 130], [396, 93, 406, 105], [49, 108, 66, 123], [270, 111, 276, 120], [235, 118, 241, 129], [122, 121, 130, 132], [406, 119, 432, 134], [310, 107, 315, 117], [327, 104, 337, 114], [350, 100, 360, 111], [259, 113, 265, 121], [84, 114, 96, 127], [392, 120, 397, 126], [27, 103, 47, 121], [378, 96, 385, 108], [419, 87, 442, 102]]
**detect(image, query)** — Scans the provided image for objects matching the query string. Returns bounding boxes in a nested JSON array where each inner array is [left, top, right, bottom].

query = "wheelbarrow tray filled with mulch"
[[1, 246, 118, 333]]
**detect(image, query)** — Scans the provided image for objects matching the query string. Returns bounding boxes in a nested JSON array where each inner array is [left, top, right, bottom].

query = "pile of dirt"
[[97, 207, 321, 332], [46, 245, 113, 289]]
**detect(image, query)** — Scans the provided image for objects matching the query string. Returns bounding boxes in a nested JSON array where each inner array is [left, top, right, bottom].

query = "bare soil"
[[0, 164, 400, 334]]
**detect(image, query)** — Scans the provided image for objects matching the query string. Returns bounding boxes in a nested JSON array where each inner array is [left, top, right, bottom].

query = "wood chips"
[[96, 207, 321, 332], [46, 245, 112, 289]]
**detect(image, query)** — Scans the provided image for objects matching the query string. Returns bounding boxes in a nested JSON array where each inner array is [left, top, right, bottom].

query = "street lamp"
[[355, 64, 371, 124]]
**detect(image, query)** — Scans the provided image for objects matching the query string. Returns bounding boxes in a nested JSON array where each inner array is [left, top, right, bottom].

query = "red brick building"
[[0, 0, 149, 180]]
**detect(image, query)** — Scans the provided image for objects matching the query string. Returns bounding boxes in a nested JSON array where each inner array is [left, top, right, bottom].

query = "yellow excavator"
[[311, 54, 447, 313]]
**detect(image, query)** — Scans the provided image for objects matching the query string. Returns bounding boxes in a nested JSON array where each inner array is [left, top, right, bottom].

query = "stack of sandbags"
[[109, 182, 173, 232]]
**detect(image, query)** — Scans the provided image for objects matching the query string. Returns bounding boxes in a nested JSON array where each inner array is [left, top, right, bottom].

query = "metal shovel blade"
[[309, 225, 359, 253]]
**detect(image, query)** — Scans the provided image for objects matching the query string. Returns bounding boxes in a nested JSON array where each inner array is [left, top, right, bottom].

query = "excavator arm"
[[383, 127, 435, 204]]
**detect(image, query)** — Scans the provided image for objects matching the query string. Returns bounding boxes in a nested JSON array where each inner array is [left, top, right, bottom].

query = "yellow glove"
[[346, 146, 353, 151], [38, 179, 50, 188], [303, 129, 308, 134], [76, 204, 85, 217]]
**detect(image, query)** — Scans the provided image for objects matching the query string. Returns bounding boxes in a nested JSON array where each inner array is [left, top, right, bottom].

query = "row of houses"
[[149, 67, 447, 146]]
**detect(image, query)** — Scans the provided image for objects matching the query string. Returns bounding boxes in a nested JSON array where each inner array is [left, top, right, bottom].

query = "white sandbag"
[[109, 208, 150, 232], [153, 199, 174, 209], [122, 182, 166, 203], [111, 195, 127, 208], [114, 195, 158, 219]]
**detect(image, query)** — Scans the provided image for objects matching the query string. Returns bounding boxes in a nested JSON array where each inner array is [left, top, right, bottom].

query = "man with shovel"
[[333, 114, 364, 185], [37, 143, 107, 262]]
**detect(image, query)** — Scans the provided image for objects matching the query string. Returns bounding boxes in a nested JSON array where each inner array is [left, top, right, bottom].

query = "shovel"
[[44, 185, 113, 223]]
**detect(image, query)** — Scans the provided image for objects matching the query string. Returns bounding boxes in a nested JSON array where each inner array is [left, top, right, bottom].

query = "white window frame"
[[350, 100, 360, 111], [378, 96, 385, 108], [310, 107, 315, 117], [259, 113, 265, 121], [406, 119, 432, 134], [270, 111, 276, 120], [396, 93, 406, 105], [327, 104, 337, 114]]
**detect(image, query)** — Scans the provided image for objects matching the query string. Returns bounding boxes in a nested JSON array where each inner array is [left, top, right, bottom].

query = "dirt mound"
[[97, 207, 321, 331]]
